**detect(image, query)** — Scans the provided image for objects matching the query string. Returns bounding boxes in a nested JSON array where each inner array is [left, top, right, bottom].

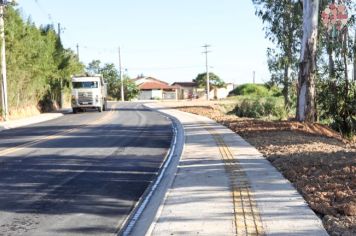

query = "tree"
[[296, 0, 320, 122], [86, 60, 101, 75], [86, 60, 139, 101], [252, 0, 302, 111], [193, 72, 225, 89], [317, 1, 356, 137], [119, 76, 139, 101], [0, 6, 83, 116]]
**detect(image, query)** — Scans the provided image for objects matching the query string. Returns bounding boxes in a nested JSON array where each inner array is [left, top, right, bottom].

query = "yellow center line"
[[203, 124, 264, 236], [0, 105, 118, 157]]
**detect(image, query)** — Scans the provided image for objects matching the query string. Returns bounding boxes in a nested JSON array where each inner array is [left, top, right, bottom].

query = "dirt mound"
[[179, 106, 343, 141]]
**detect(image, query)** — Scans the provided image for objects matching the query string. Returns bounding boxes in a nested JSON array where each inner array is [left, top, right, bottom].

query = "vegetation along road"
[[0, 102, 172, 235]]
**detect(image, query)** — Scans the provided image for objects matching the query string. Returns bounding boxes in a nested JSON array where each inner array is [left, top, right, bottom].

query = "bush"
[[232, 96, 286, 120], [229, 84, 268, 97], [229, 83, 282, 97], [317, 79, 356, 138]]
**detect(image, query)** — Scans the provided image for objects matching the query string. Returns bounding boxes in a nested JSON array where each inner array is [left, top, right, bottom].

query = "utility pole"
[[119, 47, 124, 102], [57, 23, 61, 39], [76, 43, 79, 60], [253, 71, 256, 84], [353, 30, 356, 82], [202, 44, 211, 100], [57, 22, 64, 108], [0, 1, 8, 121]]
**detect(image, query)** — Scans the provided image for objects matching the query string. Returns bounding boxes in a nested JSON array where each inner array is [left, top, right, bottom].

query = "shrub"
[[229, 83, 283, 98], [318, 79, 356, 138], [232, 96, 286, 120], [269, 85, 283, 97], [229, 84, 270, 97]]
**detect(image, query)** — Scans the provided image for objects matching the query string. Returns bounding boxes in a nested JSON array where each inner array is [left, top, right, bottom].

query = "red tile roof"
[[172, 82, 197, 87], [139, 81, 177, 90], [132, 77, 169, 85]]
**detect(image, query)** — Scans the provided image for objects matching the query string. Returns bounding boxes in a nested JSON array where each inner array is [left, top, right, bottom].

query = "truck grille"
[[78, 91, 93, 105]]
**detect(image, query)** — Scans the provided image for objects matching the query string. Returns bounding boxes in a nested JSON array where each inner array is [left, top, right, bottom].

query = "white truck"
[[71, 75, 108, 113]]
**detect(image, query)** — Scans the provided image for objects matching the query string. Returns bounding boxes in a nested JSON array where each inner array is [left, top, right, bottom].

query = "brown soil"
[[177, 105, 356, 236]]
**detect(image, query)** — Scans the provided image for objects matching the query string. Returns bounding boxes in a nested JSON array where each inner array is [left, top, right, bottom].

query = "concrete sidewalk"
[[0, 109, 71, 132], [145, 104, 328, 236]]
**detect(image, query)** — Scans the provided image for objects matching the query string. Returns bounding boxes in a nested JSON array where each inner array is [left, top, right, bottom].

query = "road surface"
[[0, 102, 172, 236]]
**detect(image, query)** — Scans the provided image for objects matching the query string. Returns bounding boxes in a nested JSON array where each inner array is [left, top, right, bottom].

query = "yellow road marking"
[[204, 125, 264, 236], [0, 105, 117, 157]]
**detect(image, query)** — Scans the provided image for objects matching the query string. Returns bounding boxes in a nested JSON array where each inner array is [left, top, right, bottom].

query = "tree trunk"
[[343, 29, 349, 95], [353, 30, 356, 82], [327, 37, 335, 79], [283, 64, 290, 111], [296, 0, 319, 122], [343, 28, 349, 118]]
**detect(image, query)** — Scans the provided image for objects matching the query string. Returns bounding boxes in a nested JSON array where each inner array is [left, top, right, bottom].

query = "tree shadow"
[[0, 102, 173, 235]]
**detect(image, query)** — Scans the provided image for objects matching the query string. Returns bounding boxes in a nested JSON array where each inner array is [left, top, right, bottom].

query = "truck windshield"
[[72, 81, 98, 89]]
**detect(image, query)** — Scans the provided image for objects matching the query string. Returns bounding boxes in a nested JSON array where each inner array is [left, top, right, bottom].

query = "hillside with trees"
[[0, 6, 84, 120]]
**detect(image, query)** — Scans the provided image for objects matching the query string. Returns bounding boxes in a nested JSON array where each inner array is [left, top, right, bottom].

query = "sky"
[[16, 0, 271, 84]]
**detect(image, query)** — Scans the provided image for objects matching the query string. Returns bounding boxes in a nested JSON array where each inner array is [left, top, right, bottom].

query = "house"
[[171, 81, 235, 100], [212, 83, 234, 99], [171, 82, 198, 100], [132, 76, 178, 100]]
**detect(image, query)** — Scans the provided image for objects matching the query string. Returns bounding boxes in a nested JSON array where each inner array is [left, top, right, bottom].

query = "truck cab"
[[71, 75, 108, 113]]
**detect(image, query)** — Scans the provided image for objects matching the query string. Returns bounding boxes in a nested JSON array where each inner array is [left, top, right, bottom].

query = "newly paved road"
[[0, 102, 172, 236]]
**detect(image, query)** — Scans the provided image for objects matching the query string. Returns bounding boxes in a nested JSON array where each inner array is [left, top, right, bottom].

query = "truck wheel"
[[73, 108, 78, 114], [103, 104, 106, 111], [98, 106, 103, 112]]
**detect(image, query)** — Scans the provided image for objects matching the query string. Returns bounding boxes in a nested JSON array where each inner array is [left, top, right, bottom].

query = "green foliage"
[[86, 60, 139, 101], [229, 83, 281, 97], [193, 72, 225, 89], [232, 96, 286, 120], [3, 7, 84, 113], [315, 1, 356, 137], [86, 60, 101, 75], [230, 83, 269, 96], [98, 63, 120, 98], [252, 0, 302, 110], [317, 79, 356, 138], [122, 78, 139, 101]]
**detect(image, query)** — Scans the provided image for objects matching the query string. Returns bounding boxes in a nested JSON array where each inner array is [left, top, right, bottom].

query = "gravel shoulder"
[[168, 103, 355, 236]]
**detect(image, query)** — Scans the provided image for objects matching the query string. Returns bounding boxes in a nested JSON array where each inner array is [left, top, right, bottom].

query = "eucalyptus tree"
[[296, 0, 320, 122], [252, 0, 303, 111], [317, 0, 356, 136]]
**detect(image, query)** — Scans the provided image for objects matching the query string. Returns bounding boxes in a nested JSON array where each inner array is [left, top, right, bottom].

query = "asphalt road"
[[0, 102, 173, 236]]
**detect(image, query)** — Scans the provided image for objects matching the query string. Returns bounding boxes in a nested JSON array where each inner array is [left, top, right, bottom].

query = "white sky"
[[16, 0, 272, 84]]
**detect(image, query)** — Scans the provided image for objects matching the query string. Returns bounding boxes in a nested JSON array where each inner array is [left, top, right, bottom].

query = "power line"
[[33, 0, 54, 24], [127, 65, 202, 71], [33, 0, 73, 45], [78, 45, 204, 55]]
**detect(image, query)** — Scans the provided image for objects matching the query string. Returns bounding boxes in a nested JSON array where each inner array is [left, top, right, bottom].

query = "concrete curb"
[[186, 112, 328, 236], [144, 104, 328, 236], [0, 110, 71, 132], [117, 105, 185, 236]]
